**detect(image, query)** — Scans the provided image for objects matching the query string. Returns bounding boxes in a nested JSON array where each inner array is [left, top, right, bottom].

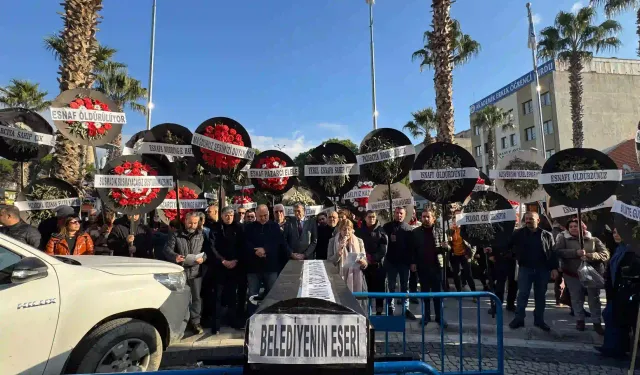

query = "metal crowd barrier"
[[352, 291, 504, 375]]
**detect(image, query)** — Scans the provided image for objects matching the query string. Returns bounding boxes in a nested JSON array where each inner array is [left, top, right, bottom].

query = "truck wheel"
[[67, 318, 163, 374]]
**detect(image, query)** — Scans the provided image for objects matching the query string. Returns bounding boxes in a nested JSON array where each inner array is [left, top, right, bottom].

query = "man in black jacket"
[[487, 212, 558, 331], [0, 205, 40, 248], [316, 210, 339, 260], [108, 215, 154, 258], [356, 210, 387, 315], [163, 211, 211, 334], [383, 207, 415, 319]]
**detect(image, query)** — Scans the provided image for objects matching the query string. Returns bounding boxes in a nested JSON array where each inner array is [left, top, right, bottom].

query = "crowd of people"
[[0, 202, 638, 358]]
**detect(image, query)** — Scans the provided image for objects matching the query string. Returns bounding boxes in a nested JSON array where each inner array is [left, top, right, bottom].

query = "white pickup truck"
[[0, 233, 190, 374]]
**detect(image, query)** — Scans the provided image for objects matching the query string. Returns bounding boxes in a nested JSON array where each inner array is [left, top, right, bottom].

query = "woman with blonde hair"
[[328, 219, 368, 292]]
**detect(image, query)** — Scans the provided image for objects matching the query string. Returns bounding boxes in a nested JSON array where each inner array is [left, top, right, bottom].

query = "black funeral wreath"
[[250, 149, 298, 195], [359, 128, 414, 185], [548, 196, 613, 236], [17, 177, 79, 225], [613, 176, 640, 248], [410, 142, 477, 204], [191, 117, 253, 176], [541, 147, 618, 209], [305, 142, 359, 201], [460, 190, 515, 248], [145, 123, 198, 180], [0, 108, 55, 162]]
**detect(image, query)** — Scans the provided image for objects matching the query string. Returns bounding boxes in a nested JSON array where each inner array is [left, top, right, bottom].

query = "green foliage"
[[403, 108, 437, 144], [412, 19, 481, 71], [294, 138, 358, 188], [0, 79, 51, 111]]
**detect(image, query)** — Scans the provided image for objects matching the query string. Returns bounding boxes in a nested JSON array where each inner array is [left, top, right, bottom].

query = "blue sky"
[[0, 0, 637, 156]]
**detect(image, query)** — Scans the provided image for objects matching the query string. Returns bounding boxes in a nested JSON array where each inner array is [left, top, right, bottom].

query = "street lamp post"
[[527, 3, 547, 159], [146, 0, 157, 131], [366, 0, 378, 130]]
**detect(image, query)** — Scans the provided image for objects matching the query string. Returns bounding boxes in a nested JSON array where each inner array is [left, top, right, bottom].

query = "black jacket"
[[411, 225, 446, 268], [38, 217, 61, 250], [605, 245, 640, 326], [163, 228, 210, 279], [355, 221, 387, 264], [315, 224, 335, 260], [107, 217, 154, 258], [210, 221, 244, 264], [382, 221, 414, 265], [509, 227, 557, 270], [0, 221, 41, 249], [244, 220, 289, 273]]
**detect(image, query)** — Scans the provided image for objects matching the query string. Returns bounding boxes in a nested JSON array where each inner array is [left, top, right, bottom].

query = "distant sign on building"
[[469, 60, 555, 114]]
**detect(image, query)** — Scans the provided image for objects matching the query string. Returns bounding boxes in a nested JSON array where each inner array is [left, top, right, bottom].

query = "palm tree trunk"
[[486, 128, 495, 170], [14, 162, 30, 193], [52, 0, 103, 187], [432, 0, 455, 143], [423, 132, 435, 145], [568, 54, 584, 148], [107, 133, 122, 161]]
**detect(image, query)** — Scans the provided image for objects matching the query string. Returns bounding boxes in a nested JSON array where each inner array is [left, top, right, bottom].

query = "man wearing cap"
[[38, 205, 74, 250], [0, 205, 40, 248]]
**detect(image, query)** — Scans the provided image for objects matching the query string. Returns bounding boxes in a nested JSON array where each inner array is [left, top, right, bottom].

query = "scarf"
[[610, 243, 628, 284], [332, 234, 366, 292]]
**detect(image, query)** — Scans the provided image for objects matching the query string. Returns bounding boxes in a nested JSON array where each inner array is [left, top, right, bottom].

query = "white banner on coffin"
[[247, 313, 367, 364], [248, 167, 299, 179], [489, 169, 540, 179], [299, 260, 335, 302], [157, 199, 208, 210], [548, 196, 616, 218], [538, 169, 622, 184], [304, 164, 359, 177], [283, 205, 323, 217], [343, 188, 373, 200], [356, 144, 415, 165], [134, 142, 194, 157], [455, 209, 517, 226], [49, 107, 127, 124], [93, 175, 174, 188], [611, 200, 640, 222], [14, 198, 81, 211], [409, 167, 479, 182], [0, 124, 56, 146], [366, 197, 414, 211], [191, 132, 255, 160]]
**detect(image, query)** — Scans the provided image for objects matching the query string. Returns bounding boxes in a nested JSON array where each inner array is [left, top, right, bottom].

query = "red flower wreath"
[[109, 161, 160, 208], [353, 181, 374, 213], [232, 195, 253, 206], [240, 186, 255, 196], [199, 124, 245, 169], [255, 156, 289, 191], [66, 96, 113, 140], [163, 186, 199, 221]]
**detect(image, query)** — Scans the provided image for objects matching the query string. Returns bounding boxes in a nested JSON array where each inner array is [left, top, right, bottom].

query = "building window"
[[484, 143, 489, 154], [546, 149, 555, 158], [510, 134, 517, 147], [525, 127, 536, 141], [501, 137, 507, 149], [523, 100, 533, 115], [474, 146, 481, 157], [541, 92, 552, 106], [474, 126, 481, 136], [543, 120, 554, 134]]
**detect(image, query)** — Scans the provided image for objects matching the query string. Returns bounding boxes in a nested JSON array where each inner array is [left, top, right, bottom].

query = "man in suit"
[[283, 202, 318, 260]]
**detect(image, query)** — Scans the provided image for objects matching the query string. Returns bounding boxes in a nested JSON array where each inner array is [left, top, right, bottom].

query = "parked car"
[[0, 233, 189, 374]]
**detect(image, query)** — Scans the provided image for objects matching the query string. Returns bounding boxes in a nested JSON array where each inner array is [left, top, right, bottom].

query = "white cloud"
[[532, 13, 542, 25], [571, 2, 584, 13], [249, 131, 317, 157]]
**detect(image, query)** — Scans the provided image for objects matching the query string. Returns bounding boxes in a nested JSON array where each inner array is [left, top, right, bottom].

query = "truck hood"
[[56, 255, 184, 276]]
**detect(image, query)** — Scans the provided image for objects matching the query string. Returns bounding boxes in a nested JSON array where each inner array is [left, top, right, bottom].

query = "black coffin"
[[244, 260, 374, 375]]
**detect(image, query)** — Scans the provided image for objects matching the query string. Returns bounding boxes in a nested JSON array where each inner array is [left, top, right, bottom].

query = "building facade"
[[469, 57, 640, 172]]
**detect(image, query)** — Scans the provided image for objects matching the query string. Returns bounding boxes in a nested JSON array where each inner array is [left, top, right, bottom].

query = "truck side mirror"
[[11, 257, 48, 284]]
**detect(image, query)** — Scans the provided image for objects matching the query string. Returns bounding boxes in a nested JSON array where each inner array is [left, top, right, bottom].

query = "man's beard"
[[186, 228, 196, 233]]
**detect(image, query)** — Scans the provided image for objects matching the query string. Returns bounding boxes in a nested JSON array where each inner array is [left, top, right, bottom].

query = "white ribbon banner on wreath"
[[157, 199, 208, 210], [283, 205, 324, 217], [14, 198, 82, 211], [611, 200, 640, 222], [304, 164, 360, 177], [49, 107, 127, 124], [0, 124, 56, 146], [366, 197, 414, 211], [93, 175, 174, 189], [473, 184, 494, 192], [537, 169, 622, 184], [455, 208, 517, 226], [134, 142, 194, 157], [234, 185, 255, 191], [356, 144, 415, 165], [191, 132, 255, 160], [548, 195, 616, 218], [232, 202, 257, 210], [635, 130, 640, 143], [122, 147, 135, 156], [248, 167, 299, 179], [409, 167, 479, 182], [489, 169, 541, 179], [343, 188, 373, 200]]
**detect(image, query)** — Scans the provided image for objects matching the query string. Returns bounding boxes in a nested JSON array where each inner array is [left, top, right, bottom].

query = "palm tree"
[[538, 7, 621, 148], [403, 108, 438, 145], [413, 16, 481, 143], [52, 0, 104, 187], [590, 0, 640, 56], [472, 105, 514, 169], [0, 80, 52, 190]]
